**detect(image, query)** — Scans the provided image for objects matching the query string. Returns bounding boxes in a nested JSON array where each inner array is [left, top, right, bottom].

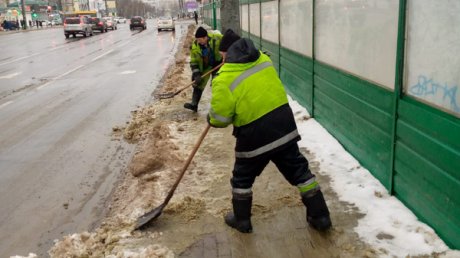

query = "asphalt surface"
[[0, 20, 187, 257]]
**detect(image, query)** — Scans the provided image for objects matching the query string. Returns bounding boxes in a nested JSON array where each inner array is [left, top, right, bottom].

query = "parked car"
[[63, 16, 93, 38], [2, 20, 20, 30], [130, 16, 146, 30], [89, 17, 108, 33], [157, 16, 175, 32], [44, 20, 55, 26], [103, 17, 117, 30], [53, 19, 63, 25]]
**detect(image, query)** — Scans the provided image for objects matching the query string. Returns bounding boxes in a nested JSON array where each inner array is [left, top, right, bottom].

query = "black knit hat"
[[219, 29, 241, 52], [195, 26, 208, 38]]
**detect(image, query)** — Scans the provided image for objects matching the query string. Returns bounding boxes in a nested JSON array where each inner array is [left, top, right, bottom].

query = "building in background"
[[1, 0, 60, 24], [61, 0, 116, 17], [184, 0, 197, 15]]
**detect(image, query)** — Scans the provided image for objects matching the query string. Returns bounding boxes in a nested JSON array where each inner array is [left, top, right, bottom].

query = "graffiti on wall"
[[409, 75, 460, 114]]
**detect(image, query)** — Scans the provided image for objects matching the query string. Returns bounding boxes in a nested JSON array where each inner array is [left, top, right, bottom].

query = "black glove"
[[212, 61, 223, 75], [192, 71, 201, 87]]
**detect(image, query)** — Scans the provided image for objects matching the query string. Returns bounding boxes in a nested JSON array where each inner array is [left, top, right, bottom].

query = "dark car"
[[2, 20, 20, 30], [89, 17, 108, 33], [130, 16, 146, 30]]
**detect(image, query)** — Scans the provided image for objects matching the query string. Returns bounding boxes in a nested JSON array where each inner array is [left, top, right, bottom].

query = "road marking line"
[[37, 65, 84, 90], [36, 82, 51, 90], [0, 72, 21, 79], [91, 50, 114, 62], [0, 53, 41, 67], [0, 101, 13, 109], [0, 38, 126, 67], [121, 70, 136, 74], [55, 65, 84, 79], [7, 38, 135, 91], [0, 46, 72, 67], [117, 40, 133, 48]]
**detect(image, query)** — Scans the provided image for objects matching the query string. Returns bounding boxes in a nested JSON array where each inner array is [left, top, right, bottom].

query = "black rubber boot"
[[302, 190, 332, 231], [184, 88, 203, 112], [224, 194, 253, 233], [183, 103, 197, 112]]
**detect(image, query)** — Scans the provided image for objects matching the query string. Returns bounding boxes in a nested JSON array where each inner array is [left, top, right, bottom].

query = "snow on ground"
[[289, 98, 460, 257]]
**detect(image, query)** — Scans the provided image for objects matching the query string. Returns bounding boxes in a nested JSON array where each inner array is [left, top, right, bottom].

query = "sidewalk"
[[43, 24, 459, 258], [0, 25, 62, 35]]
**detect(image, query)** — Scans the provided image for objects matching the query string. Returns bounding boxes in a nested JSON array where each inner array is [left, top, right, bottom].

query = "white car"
[[157, 16, 175, 32], [44, 20, 55, 26], [117, 17, 127, 24], [103, 17, 117, 30], [63, 16, 93, 38]]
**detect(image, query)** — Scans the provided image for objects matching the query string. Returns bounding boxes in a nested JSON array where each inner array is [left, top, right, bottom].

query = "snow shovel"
[[134, 124, 211, 230], [154, 63, 223, 99]]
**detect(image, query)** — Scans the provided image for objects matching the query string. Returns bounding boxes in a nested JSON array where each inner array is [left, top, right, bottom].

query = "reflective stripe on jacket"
[[210, 52, 288, 127], [209, 39, 300, 157]]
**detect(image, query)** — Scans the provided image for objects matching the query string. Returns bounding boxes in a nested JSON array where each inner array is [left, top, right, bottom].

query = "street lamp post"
[[177, 0, 182, 18], [20, 0, 28, 29]]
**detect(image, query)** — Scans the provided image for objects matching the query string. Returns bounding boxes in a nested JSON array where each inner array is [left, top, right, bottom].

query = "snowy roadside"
[[10, 23, 459, 258], [289, 99, 460, 257]]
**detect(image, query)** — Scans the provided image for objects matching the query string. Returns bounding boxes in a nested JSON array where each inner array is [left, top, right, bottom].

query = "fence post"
[[389, 0, 407, 194], [311, 0, 316, 117], [212, 0, 217, 30]]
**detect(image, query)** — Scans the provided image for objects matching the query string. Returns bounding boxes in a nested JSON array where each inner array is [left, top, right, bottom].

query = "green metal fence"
[[203, 0, 460, 249]]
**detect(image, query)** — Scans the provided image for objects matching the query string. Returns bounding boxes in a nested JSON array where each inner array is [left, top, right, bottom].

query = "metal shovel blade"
[[134, 204, 165, 230]]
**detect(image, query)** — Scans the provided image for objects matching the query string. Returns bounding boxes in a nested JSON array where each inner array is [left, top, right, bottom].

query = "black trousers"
[[231, 142, 314, 189]]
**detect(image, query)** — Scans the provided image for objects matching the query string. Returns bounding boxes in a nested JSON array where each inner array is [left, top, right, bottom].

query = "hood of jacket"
[[225, 38, 260, 64]]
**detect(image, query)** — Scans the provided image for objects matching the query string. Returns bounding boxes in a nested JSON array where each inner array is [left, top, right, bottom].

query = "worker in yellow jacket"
[[208, 29, 332, 233], [184, 26, 222, 112]]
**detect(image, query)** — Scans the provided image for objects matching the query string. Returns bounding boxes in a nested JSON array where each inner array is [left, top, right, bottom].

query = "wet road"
[[0, 20, 186, 257]]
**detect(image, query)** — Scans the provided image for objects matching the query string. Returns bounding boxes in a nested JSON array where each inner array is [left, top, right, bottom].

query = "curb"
[[0, 25, 62, 35]]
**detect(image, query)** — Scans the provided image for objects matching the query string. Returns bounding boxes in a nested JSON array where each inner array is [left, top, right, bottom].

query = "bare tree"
[[220, 0, 240, 35], [116, 0, 156, 18]]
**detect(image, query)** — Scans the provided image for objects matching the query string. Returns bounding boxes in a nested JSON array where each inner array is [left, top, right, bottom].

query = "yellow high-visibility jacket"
[[209, 38, 300, 158], [190, 31, 223, 73]]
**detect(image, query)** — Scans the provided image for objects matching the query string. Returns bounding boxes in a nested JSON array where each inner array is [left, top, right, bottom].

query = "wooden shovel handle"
[[156, 63, 223, 98], [161, 124, 211, 206]]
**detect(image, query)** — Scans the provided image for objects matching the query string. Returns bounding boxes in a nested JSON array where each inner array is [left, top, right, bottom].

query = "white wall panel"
[[242, 5, 249, 32], [405, 1, 460, 116], [315, 0, 399, 88], [261, 1, 279, 43], [250, 3, 261, 37], [280, 0, 312, 56]]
